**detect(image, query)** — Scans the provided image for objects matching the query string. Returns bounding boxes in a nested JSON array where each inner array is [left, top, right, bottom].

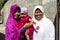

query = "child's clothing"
[[19, 15, 34, 40]]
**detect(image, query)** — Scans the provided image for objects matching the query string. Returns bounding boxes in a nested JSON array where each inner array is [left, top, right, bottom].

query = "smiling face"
[[14, 11, 20, 19], [13, 7, 20, 20], [34, 8, 43, 20]]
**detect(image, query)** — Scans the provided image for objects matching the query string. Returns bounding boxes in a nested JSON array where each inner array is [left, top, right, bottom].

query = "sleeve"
[[44, 21, 55, 40], [26, 16, 32, 21]]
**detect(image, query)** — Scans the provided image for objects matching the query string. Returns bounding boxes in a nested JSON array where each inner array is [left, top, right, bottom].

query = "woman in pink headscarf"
[[5, 4, 32, 40], [5, 4, 21, 40]]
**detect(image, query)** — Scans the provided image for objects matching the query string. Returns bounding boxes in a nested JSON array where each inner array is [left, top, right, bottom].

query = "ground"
[[0, 24, 5, 40]]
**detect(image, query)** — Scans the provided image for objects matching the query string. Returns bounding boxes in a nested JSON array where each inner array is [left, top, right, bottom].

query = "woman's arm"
[[44, 21, 55, 40], [20, 23, 33, 33]]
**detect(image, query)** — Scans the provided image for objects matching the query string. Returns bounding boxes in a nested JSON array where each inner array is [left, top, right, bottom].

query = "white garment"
[[33, 6, 55, 40]]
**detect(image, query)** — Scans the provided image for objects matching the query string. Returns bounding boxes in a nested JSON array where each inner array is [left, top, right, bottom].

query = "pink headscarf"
[[5, 4, 21, 40]]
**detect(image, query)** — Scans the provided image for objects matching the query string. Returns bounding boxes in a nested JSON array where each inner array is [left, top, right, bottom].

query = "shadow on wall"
[[0, 32, 4, 40], [43, 1, 57, 22]]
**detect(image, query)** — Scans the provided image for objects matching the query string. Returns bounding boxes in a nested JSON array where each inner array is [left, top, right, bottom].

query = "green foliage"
[[0, 0, 8, 11]]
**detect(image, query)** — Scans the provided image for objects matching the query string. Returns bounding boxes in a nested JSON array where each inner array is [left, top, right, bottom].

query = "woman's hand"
[[24, 23, 30, 28]]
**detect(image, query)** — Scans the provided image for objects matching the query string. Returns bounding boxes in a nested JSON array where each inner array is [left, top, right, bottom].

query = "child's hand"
[[29, 18, 36, 24], [33, 21, 36, 24]]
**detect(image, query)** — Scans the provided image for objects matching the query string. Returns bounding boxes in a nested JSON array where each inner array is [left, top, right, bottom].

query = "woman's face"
[[13, 11, 20, 20], [34, 9, 43, 20]]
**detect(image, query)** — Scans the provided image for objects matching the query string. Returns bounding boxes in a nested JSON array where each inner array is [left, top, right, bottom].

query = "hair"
[[14, 7, 21, 13], [35, 8, 41, 13]]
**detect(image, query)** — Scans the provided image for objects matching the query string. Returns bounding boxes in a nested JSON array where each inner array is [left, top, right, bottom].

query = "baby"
[[20, 7, 35, 40]]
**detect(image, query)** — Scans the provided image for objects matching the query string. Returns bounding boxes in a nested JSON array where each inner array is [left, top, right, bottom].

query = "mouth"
[[35, 15, 39, 16], [35, 15, 42, 19]]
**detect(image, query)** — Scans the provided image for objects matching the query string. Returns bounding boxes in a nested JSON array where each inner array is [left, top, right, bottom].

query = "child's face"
[[34, 9, 43, 20], [20, 13, 27, 17]]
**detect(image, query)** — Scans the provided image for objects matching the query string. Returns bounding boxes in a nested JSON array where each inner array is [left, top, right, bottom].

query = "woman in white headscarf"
[[33, 5, 55, 40]]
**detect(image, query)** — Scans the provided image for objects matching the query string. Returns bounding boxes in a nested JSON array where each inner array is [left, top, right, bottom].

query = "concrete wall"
[[0, 0, 57, 34], [2, 0, 57, 24], [42, 0, 57, 22]]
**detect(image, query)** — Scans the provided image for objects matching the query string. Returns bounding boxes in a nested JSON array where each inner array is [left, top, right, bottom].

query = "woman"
[[5, 4, 32, 40], [33, 6, 55, 40]]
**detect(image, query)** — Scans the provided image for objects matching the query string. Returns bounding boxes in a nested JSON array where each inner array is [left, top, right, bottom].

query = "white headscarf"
[[33, 5, 55, 40]]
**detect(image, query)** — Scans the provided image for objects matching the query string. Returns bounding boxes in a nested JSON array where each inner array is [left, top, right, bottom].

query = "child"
[[20, 7, 35, 40]]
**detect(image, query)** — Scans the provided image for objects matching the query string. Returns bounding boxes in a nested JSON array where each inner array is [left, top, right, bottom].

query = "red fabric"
[[20, 15, 34, 39]]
